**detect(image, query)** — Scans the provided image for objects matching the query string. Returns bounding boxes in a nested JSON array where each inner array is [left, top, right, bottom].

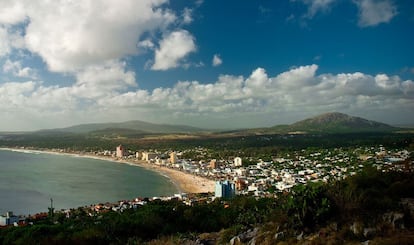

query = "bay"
[[0, 149, 178, 215]]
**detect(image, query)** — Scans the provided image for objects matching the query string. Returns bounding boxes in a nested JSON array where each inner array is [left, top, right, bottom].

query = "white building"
[[0, 212, 18, 226], [141, 152, 158, 161], [234, 157, 242, 167]]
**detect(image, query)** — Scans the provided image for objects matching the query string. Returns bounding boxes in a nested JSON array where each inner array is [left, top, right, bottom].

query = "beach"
[[136, 161, 215, 193], [0, 147, 215, 194]]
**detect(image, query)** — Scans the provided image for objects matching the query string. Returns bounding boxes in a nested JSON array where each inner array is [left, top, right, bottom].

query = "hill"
[[9, 112, 402, 138], [236, 112, 398, 135], [45, 120, 206, 134], [282, 112, 397, 133]]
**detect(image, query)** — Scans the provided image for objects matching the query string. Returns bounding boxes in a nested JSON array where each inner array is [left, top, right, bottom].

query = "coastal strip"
[[0, 147, 215, 194]]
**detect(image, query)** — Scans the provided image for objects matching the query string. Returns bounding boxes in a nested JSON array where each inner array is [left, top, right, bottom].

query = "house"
[[0, 212, 19, 226], [234, 157, 242, 167]]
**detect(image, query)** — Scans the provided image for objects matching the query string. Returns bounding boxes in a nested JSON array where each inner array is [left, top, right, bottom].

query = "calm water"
[[0, 150, 178, 215]]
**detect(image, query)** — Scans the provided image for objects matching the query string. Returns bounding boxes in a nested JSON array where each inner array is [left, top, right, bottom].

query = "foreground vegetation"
[[1, 167, 414, 244]]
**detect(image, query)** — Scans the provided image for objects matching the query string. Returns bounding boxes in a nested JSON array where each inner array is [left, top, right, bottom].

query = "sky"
[[0, 0, 413, 131]]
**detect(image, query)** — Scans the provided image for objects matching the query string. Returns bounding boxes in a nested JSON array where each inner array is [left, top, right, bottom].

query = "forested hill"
[[43, 120, 207, 134], [234, 112, 399, 135], [281, 112, 397, 133]]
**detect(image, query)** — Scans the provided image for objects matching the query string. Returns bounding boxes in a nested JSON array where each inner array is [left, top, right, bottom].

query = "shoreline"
[[0, 147, 215, 194]]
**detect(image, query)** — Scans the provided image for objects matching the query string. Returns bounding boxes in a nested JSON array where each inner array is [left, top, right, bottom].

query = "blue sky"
[[0, 0, 413, 131]]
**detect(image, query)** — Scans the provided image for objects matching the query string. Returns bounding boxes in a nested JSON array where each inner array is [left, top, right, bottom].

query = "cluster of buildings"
[[1, 145, 412, 227], [112, 145, 412, 198], [0, 212, 20, 226]]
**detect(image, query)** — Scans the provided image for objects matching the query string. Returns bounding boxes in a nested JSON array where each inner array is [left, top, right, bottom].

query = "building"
[[116, 145, 127, 158], [234, 157, 242, 167], [170, 152, 178, 164], [210, 159, 218, 169], [142, 152, 158, 161], [0, 212, 19, 226], [215, 180, 236, 198], [235, 178, 247, 191]]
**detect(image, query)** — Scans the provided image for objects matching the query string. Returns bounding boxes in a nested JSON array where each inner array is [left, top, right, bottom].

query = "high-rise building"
[[116, 145, 126, 158], [215, 180, 236, 198], [170, 152, 178, 164]]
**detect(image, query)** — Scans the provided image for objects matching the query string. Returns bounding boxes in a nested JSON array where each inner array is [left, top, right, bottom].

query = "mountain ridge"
[[270, 112, 397, 134], [36, 112, 400, 136], [44, 120, 206, 134]]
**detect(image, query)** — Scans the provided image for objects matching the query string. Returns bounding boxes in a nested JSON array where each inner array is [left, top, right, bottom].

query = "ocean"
[[0, 149, 178, 215]]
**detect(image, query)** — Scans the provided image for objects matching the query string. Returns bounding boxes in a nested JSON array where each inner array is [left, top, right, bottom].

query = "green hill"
[[237, 112, 398, 135], [46, 120, 206, 134], [281, 112, 397, 133]]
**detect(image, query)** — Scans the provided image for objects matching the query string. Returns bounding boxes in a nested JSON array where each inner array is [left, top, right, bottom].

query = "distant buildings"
[[141, 152, 158, 162], [0, 212, 18, 226], [116, 145, 127, 158], [215, 180, 236, 198]]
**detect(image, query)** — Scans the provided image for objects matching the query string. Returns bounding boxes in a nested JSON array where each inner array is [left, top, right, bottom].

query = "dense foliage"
[[1, 132, 413, 155], [1, 168, 413, 244]]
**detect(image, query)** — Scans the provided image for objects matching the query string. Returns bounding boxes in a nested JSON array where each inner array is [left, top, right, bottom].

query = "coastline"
[[0, 147, 215, 194]]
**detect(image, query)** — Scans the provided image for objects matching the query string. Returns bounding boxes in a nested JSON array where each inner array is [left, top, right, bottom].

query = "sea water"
[[0, 149, 178, 215]]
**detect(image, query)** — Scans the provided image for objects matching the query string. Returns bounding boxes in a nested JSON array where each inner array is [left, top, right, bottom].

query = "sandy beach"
[[136, 161, 215, 193], [0, 147, 215, 194]]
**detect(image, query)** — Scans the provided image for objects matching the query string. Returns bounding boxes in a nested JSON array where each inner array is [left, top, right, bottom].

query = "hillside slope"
[[47, 120, 206, 134], [283, 112, 396, 133]]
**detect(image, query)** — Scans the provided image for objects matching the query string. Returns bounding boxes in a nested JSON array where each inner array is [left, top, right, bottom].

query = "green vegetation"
[[280, 112, 397, 134], [1, 168, 413, 244], [231, 112, 399, 135], [1, 131, 413, 155], [42, 120, 206, 134]]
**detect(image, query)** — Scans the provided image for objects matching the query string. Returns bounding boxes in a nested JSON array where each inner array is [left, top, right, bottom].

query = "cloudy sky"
[[0, 0, 413, 131]]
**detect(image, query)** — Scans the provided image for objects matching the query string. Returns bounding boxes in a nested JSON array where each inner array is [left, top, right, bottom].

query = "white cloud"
[[212, 54, 223, 67], [137, 39, 155, 50], [0, 0, 177, 72], [0, 81, 35, 97], [298, 0, 337, 19], [3, 59, 37, 79], [0, 27, 10, 56], [74, 61, 136, 99], [182, 8, 193, 24], [0, 65, 413, 130], [354, 0, 398, 27], [94, 65, 414, 127], [0, 1, 26, 25], [0, 26, 24, 57], [151, 30, 196, 70]]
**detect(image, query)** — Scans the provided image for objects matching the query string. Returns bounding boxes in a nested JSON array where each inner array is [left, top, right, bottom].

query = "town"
[[113, 144, 413, 198], [2, 143, 412, 227]]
